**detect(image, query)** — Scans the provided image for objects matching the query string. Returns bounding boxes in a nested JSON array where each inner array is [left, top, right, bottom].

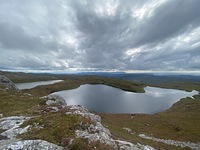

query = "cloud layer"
[[0, 0, 200, 71]]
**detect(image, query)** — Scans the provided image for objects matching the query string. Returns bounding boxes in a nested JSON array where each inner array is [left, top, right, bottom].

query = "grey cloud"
[[133, 0, 200, 47], [0, 22, 59, 53], [68, 0, 135, 69], [0, 22, 42, 51], [0, 0, 200, 71]]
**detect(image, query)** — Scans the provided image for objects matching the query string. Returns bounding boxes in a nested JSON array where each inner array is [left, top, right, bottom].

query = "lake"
[[16, 80, 63, 90], [52, 84, 198, 114]]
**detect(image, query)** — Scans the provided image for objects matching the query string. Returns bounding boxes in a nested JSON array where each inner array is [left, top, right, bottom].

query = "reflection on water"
[[16, 80, 63, 90], [52, 84, 199, 114]]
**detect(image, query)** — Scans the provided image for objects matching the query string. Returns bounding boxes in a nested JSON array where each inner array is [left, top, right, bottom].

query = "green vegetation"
[[0, 89, 41, 116], [0, 71, 200, 149]]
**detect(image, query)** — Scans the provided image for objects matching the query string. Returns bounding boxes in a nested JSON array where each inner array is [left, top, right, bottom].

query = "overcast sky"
[[0, 0, 200, 72]]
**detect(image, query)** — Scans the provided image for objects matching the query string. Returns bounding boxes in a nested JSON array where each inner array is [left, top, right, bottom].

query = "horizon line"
[[1, 69, 200, 74]]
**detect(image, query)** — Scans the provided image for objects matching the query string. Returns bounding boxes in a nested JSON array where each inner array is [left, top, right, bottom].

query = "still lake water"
[[52, 84, 198, 114], [16, 80, 63, 90]]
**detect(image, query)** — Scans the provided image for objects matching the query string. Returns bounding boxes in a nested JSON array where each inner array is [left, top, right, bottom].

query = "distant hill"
[[75, 72, 200, 86], [0, 70, 75, 83]]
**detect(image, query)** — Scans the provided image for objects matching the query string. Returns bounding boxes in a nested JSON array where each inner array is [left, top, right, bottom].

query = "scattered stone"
[[32, 122, 44, 129], [139, 134, 200, 150], [5, 140, 64, 150], [46, 94, 67, 106], [24, 93, 32, 96], [43, 107, 60, 113], [123, 127, 132, 133], [0, 114, 3, 118]]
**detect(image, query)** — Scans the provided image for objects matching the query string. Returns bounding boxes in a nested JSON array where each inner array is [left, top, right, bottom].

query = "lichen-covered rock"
[[0, 116, 65, 150], [0, 75, 18, 90], [46, 94, 67, 106], [68, 105, 101, 122], [0, 116, 31, 139], [5, 140, 64, 150], [76, 122, 118, 149]]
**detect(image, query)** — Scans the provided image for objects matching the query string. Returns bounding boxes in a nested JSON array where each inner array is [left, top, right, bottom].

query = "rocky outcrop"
[[0, 116, 31, 150], [75, 122, 118, 149], [0, 75, 18, 90], [65, 105, 155, 150], [0, 116, 30, 139], [66, 105, 101, 122], [45, 94, 67, 106], [139, 134, 200, 150]]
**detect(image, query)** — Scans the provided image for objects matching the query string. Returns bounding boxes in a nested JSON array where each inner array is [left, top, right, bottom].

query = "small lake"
[[52, 84, 198, 114], [16, 80, 63, 90]]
